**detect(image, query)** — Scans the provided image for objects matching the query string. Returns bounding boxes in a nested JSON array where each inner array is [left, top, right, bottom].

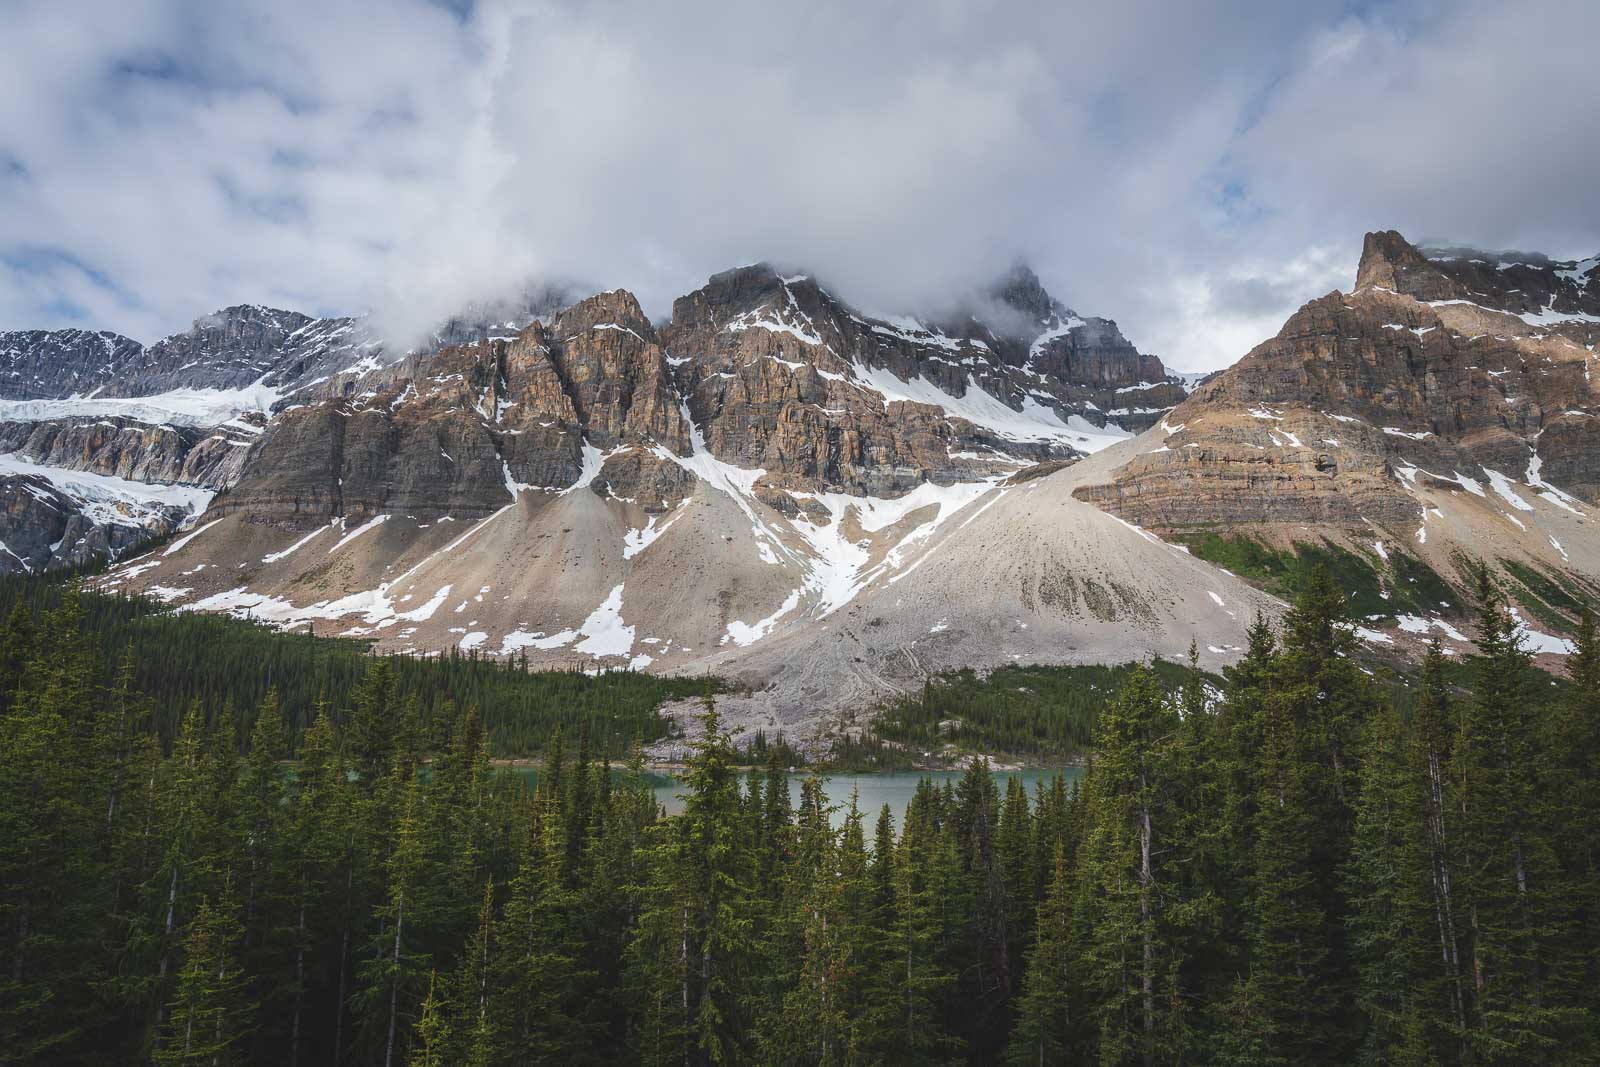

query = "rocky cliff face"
[[0, 329, 145, 399], [0, 417, 252, 488], [68, 236, 1600, 733], [78, 263, 1214, 718], [1067, 231, 1600, 668], [199, 263, 1182, 528], [1076, 231, 1600, 534], [0, 475, 176, 573], [0, 289, 576, 573]]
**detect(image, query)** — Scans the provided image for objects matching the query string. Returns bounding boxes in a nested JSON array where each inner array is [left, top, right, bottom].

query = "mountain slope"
[[1074, 229, 1599, 660], [93, 265, 1225, 738]]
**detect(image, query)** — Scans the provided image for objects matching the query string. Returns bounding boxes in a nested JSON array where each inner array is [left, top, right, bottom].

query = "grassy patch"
[[1176, 532, 1458, 619], [1498, 558, 1594, 633]]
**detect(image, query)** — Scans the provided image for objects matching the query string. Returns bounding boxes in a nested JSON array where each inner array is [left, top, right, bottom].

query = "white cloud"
[[1, 0, 1597, 371]]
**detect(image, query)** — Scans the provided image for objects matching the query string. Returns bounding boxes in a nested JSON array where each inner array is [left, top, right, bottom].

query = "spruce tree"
[[1345, 699, 1431, 1064], [1453, 571, 1574, 1060], [1073, 664, 1186, 1066], [155, 891, 249, 1066], [1549, 606, 1600, 1054], [1008, 842, 1075, 1066]]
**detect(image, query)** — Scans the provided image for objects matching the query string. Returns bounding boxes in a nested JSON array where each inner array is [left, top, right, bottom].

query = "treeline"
[[0, 575, 715, 757], [865, 660, 1199, 763], [2, 566, 1598, 1064]]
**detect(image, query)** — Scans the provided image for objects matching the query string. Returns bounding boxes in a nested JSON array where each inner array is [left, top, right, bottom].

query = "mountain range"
[[4, 231, 1596, 744]]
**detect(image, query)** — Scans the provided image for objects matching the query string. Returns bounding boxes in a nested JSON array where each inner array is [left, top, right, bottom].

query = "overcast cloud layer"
[[2, 0, 1597, 371]]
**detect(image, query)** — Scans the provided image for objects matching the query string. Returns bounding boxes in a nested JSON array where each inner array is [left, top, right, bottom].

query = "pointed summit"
[[990, 261, 1066, 323], [1354, 230, 1455, 300]]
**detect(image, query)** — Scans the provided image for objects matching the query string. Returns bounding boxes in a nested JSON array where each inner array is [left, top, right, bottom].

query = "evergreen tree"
[[1073, 664, 1187, 1065], [1452, 571, 1574, 1061], [359, 774, 438, 1067], [1549, 607, 1600, 1050], [155, 891, 249, 1066], [1410, 640, 1470, 1060], [1345, 699, 1431, 1065], [1008, 842, 1074, 1066], [883, 792, 963, 1064], [628, 702, 757, 1066]]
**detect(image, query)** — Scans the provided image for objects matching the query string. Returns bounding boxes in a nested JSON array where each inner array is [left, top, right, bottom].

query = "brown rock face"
[[215, 289, 699, 523], [210, 263, 1185, 527], [1076, 230, 1600, 533]]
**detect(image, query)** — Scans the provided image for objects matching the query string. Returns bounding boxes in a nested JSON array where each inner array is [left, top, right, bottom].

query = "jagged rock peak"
[[987, 261, 1072, 326], [555, 287, 656, 337], [1353, 229, 1464, 302], [1356, 229, 1600, 317]]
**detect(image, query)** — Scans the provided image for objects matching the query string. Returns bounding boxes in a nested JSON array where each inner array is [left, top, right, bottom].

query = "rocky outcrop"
[[0, 471, 198, 575], [1360, 230, 1600, 322], [1, 287, 574, 412], [0, 417, 252, 488], [204, 264, 1184, 527], [0, 329, 145, 399], [214, 289, 694, 522], [1076, 230, 1600, 533]]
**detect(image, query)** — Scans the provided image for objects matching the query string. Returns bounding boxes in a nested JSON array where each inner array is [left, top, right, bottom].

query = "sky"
[[2, 0, 1597, 373]]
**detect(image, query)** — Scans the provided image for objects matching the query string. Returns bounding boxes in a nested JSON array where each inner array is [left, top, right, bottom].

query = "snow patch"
[[0, 453, 215, 527], [1481, 468, 1534, 512], [722, 588, 801, 647], [328, 514, 388, 553], [263, 522, 336, 563]]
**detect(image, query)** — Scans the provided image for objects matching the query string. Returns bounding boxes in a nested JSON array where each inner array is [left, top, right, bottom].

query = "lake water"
[[505, 766, 1083, 822]]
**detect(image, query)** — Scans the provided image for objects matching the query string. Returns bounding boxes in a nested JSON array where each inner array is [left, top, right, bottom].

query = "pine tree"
[[347, 659, 399, 788], [235, 693, 285, 957], [884, 793, 963, 1063], [360, 773, 436, 1067], [1073, 664, 1186, 1066], [1345, 699, 1430, 1064], [1238, 674, 1335, 1065], [998, 774, 1035, 999], [683, 703, 757, 1065], [156, 891, 249, 1066], [1548, 606, 1600, 1055], [409, 971, 451, 1067], [489, 795, 588, 1062], [1008, 842, 1075, 1065], [1453, 571, 1574, 1060], [1409, 640, 1470, 1059], [281, 705, 341, 1067], [627, 703, 757, 1066], [1245, 566, 1371, 1060]]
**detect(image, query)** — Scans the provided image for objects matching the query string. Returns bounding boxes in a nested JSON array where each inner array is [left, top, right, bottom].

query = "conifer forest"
[[1, 566, 1597, 1065]]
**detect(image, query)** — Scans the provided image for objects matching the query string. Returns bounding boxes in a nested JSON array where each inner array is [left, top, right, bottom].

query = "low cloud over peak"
[[3, 0, 1597, 370]]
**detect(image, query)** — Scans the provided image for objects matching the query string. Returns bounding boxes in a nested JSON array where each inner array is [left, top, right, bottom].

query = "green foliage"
[[1177, 532, 1459, 618], [0, 574, 717, 758], [1498, 557, 1596, 632], [3, 562, 1598, 1065], [864, 659, 1199, 764]]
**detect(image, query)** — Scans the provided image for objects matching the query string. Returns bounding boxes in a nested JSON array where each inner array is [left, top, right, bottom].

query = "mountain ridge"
[[0, 233, 1594, 743]]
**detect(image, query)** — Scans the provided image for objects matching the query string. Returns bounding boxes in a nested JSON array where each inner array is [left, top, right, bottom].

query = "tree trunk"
[[11, 901, 27, 984], [1424, 745, 1467, 1035], [151, 862, 180, 1052], [289, 885, 306, 1067], [333, 862, 354, 1067], [384, 890, 405, 1067], [1140, 797, 1155, 1067]]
